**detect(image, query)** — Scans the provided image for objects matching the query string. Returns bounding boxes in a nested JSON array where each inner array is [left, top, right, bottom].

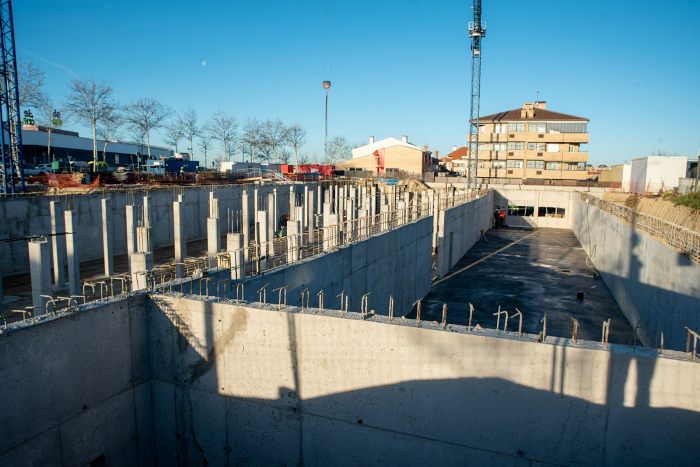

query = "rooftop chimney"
[[521, 102, 535, 119], [402, 135, 408, 143], [369, 136, 375, 144], [534, 101, 547, 109]]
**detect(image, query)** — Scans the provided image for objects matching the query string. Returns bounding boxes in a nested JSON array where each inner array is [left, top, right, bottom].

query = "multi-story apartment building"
[[469, 101, 589, 182]]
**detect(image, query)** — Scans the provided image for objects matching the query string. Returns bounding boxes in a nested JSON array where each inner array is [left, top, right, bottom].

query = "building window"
[[506, 160, 523, 168], [508, 205, 535, 216], [478, 143, 491, 151], [529, 122, 547, 133], [567, 162, 586, 171], [507, 122, 525, 132], [493, 143, 507, 151], [494, 124, 506, 134], [547, 122, 587, 134], [538, 206, 566, 218], [546, 143, 559, 152], [492, 161, 506, 169], [507, 142, 524, 150], [568, 144, 579, 152], [527, 142, 546, 151], [545, 161, 560, 170], [526, 160, 544, 169]]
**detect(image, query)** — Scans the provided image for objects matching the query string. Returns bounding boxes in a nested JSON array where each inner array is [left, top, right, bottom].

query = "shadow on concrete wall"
[[147, 297, 696, 467]]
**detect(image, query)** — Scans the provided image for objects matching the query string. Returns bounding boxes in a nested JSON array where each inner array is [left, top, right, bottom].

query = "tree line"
[[18, 62, 353, 167]]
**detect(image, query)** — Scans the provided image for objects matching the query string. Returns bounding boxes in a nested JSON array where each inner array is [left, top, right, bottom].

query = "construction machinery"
[[466, 0, 485, 191], [0, 0, 24, 194]]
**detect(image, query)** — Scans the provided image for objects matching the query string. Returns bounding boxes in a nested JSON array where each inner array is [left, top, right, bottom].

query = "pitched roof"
[[445, 146, 468, 160], [478, 108, 588, 123], [351, 137, 421, 159]]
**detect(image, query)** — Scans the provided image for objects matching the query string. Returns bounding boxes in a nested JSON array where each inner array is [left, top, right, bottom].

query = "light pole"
[[323, 80, 331, 162]]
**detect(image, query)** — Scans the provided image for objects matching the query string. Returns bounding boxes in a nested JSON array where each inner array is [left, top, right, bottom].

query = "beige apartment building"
[[470, 102, 589, 182], [337, 136, 433, 177]]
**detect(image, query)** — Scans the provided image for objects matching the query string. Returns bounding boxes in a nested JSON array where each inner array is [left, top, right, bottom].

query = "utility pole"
[[466, 0, 485, 191], [323, 80, 331, 162]]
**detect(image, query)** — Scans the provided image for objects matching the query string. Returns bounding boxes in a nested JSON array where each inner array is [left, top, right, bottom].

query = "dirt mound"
[[602, 192, 700, 232]]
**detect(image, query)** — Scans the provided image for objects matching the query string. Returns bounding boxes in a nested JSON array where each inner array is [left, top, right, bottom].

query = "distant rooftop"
[[478, 101, 588, 123]]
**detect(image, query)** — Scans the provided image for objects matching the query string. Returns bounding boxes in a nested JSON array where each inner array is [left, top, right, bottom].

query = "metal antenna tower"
[[466, 0, 485, 191], [0, 0, 24, 195]]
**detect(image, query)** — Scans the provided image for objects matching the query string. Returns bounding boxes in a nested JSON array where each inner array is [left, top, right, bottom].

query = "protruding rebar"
[[601, 318, 611, 347], [317, 289, 324, 311], [493, 305, 502, 332], [388, 295, 394, 320], [541, 313, 548, 342], [361, 293, 371, 315], [512, 308, 523, 336], [257, 283, 269, 304], [468, 302, 474, 330], [686, 327, 699, 362], [441, 303, 448, 329], [571, 317, 580, 343]]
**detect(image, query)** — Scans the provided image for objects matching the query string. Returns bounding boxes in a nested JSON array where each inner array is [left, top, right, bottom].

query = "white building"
[[629, 156, 688, 194]]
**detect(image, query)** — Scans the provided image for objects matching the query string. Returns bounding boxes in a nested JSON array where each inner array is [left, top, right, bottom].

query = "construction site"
[[1, 1, 699, 466]]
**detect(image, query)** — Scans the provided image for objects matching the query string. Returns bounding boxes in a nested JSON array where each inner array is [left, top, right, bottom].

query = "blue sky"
[[14, 0, 700, 165]]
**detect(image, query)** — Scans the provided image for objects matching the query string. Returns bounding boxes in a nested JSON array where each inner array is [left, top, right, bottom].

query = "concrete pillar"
[[49, 200, 66, 287], [125, 205, 137, 257], [397, 200, 407, 225], [317, 184, 322, 216], [323, 203, 333, 227], [289, 186, 295, 219], [358, 208, 369, 238], [226, 233, 245, 280], [286, 220, 301, 263], [266, 193, 275, 247], [173, 195, 186, 277], [64, 210, 80, 297], [28, 238, 51, 315], [101, 198, 114, 277], [143, 194, 151, 227], [306, 188, 315, 242], [130, 225, 153, 291], [241, 187, 250, 261], [323, 214, 338, 251], [272, 188, 278, 231], [370, 185, 377, 218], [207, 193, 220, 269]]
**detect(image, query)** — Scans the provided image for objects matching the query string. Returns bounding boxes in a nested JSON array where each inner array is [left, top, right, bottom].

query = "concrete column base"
[[28, 238, 51, 315]]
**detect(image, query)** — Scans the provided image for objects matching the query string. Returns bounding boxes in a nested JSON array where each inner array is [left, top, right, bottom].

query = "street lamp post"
[[323, 80, 331, 162]]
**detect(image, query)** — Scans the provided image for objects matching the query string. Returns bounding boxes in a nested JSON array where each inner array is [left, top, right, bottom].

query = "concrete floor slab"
[[417, 228, 633, 344]]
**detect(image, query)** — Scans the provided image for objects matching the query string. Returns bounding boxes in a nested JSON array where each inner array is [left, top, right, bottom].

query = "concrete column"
[[358, 208, 369, 238], [317, 184, 322, 216], [101, 198, 114, 277], [380, 202, 390, 232], [370, 185, 377, 218], [130, 225, 153, 291], [397, 200, 407, 225], [227, 233, 245, 280], [289, 186, 296, 219], [64, 210, 80, 296], [207, 193, 220, 269], [49, 200, 66, 287], [173, 195, 186, 277], [241, 187, 250, 261], [125, 205, 137, 257], [306, 188, 315, 242], [266, 192, 275, 247], [286, 220, 301, 263], [323, 214, 338, 251], [272, 188, 278, 231], [28, 238, 51, 315], [256, 210, 270, 268], [143, 194, 151, 227], [323, 203, 333, 227]]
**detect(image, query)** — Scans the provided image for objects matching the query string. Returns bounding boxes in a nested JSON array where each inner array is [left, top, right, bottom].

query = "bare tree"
[[97, 113, 123, 164], [64, 80, 118, 165], [257, 118, 286, 163], [284, 124, 306, 165], [19, 62, 48, 110], [207, 111, 237, 162], [124, 98, 171, 159], [36, 102, 64, 164], [164, 121, 185, 153], [178, 108, 201, 161], [325, 136, 351, 163], [240, 118, 263, 162], [199, 134, 212, 169]]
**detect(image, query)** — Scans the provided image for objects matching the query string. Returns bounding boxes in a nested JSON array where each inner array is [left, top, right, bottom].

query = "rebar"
[[257, 283, 269, 304], [388, 295, 394, 320], [317, 289, 324, 311], [685, 327, 699, 362], [468, 302, 474, 330], [571, 317, 580, 343], [601, 318, 611, 347], [441, 303, 447, 329], [273, 286, 288, 309], [512, 308, 523, 336], [361, 293, 371, 315]]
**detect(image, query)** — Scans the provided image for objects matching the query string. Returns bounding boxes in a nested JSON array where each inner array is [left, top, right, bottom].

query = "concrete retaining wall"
[[149, 296, 700, 466], [435, 191, 493, 277], [494, 187, 574, 229], [212, 215, 433, 317], [0, 296, 153, 466], [0, 183, 304, 276], [571, 193, 700, 350]]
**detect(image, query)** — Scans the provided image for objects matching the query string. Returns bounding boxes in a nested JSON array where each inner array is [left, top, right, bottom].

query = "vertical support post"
[[28, 237, 51, 315], [266, 192, 275, 253], [207, 192, 220, 269], [101, 197, 114, 277], [241, 187, 250, 261], [130, 224, 153, 291], [173, 194, 186, 277], [49, 200, 66, 287], [64, 210, 80, 296], [227, 232, 245, 280], [287, 220, 301, 263], [142, 194, 151, 227], [125, 204, 137, 258]]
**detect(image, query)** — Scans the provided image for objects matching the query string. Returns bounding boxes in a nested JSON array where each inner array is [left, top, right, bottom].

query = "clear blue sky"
[[14, 0, 700, 165]]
